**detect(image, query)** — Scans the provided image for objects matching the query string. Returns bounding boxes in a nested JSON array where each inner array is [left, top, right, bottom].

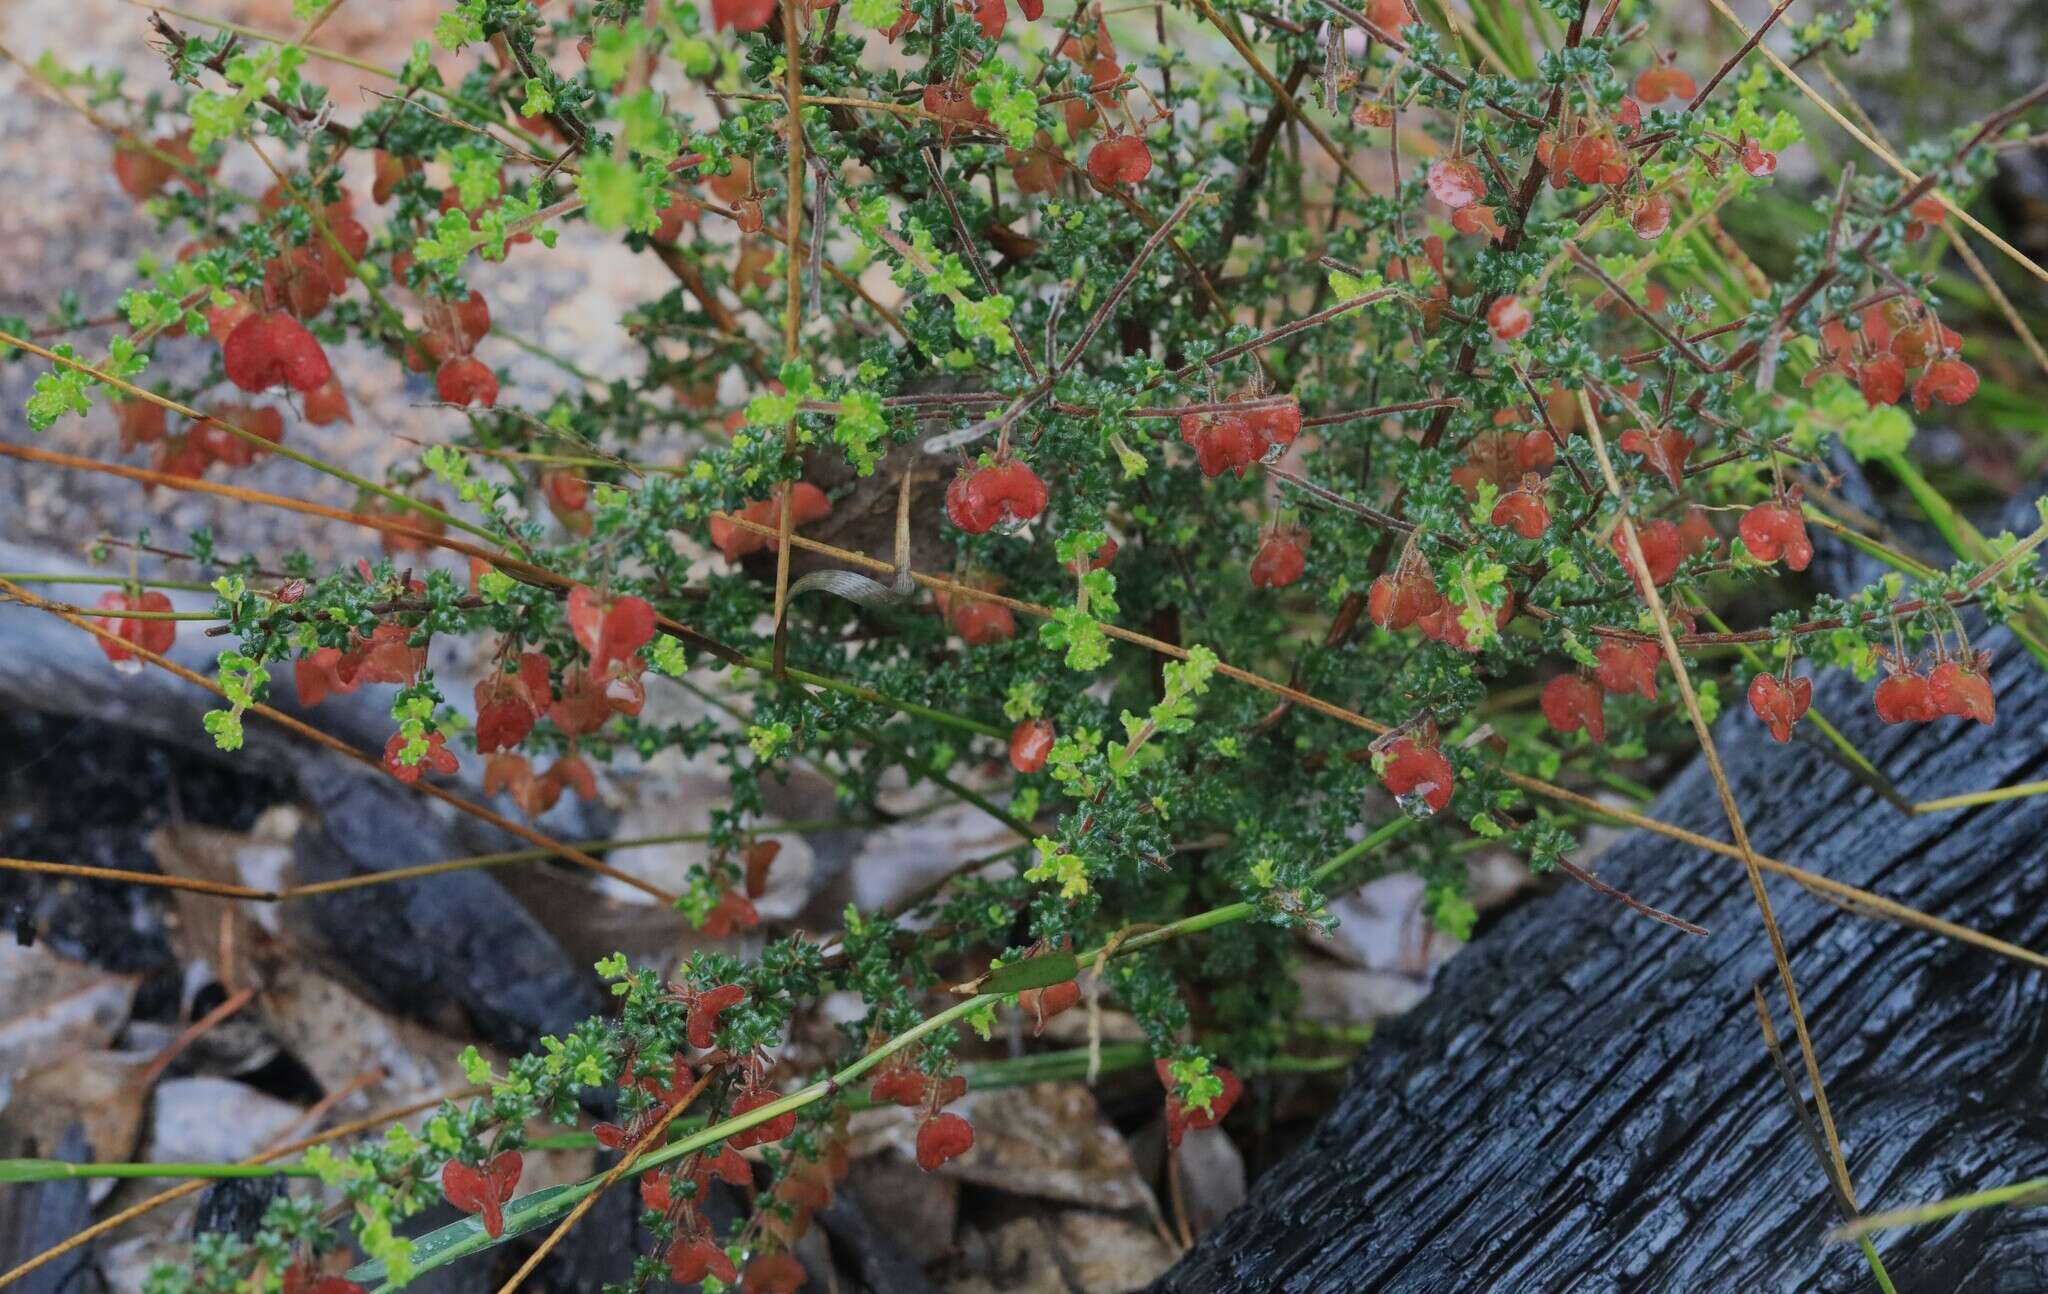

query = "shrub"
[[4, 0, 2046, 1288]]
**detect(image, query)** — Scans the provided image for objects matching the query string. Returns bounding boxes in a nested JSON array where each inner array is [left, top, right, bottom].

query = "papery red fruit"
[[1594, 639, 1661, 700], [1912, 357, 1979, 411], [945, 460, 1048, 534], [1380, 738, 1454, 814], [1632, 193, 1672, 240], [728, 1087, 797, 1149], [451, 291, 492, 349], [1611, 518, 1684, 586], [1569, 134, 1629, 186], [543, 470, 589, 514], [743, 1252, 808, 1294], [1010, 718, 1056, 773], [1367, 567, 1442, 631], [1451, 203, 1506, 242], [264, 248, 334, 319], [195, 404, 286, 469], [93, 590, 177, 665], [1747, 672, 1812, 742], [711, 482, 834, 561], [744, 839, 782, 898], [567, 587, 657, 675], [384, 730, 459, 785], [115, 398, 168, 451], [1490, 488, 1549, 540], [669, 1237, 739, 1287], [295, 647, 352, 707], [1541, 674, 1606, 743], [1858, 354, 1906, 407], [870, 1064, 928, 1108], [1486, 295, 1533, 342], [639, 1171, 672, 1214], [653, 193, 702, 242], [701, 888, 761, 939], [302, 377, 352, 426], [441, 1151, 522, 1239], [1249, 530, 1307, 588], [689, 983, 748, 1049], [1241, 395, 1301, 451], [951, 598, 1017, 646], [1365, 0, 1410, 26], [474, 684, 537, 753], [712, 0, 776, 29], [112, 132, 205, 201], [551, 754, 601, 803], [1929, 659, 1995, 725], [1179, 410, 1262, 478], [1087, 133, 1153, 185], [1017, 979, 1080, 1034], [224, 312, 332, 393], [1618, 425, 1694, 489], [922, 80, 991, 131], [281, 1261, 367, 1294], [973, 0, 1005, 39], [1874, 670, 1938, 724], [698, 1144, 754, 1188], [1739, 502, 1813, 571], [916, 1112, 974, 1172], [1739, 137, 1778, 177], [1156, 1060, 1242, 1148], [1678, 505, 1719, 558], [436, 356, 499, 409], [1426, 158, 1485, 209], [1632, 64, 1696, 104]]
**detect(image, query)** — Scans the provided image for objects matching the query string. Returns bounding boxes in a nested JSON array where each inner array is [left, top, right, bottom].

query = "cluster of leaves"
[[12, 0, 2046, 1288]]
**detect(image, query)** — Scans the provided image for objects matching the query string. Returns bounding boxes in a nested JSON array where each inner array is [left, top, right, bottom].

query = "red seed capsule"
[[1009, 718, 1056, 773]]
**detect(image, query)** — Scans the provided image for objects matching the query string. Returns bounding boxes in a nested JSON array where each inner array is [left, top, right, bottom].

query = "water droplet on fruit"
[[993, 513, 1031, 536], [112, 657, 143, 676], [1395, 785, 1441, 819], [1260, 440, 1287, 465]]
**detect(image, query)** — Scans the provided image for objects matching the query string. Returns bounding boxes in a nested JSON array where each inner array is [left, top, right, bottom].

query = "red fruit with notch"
[[223, 312, 332, 394], [916, 1112, 974, 1171], [441, 1151, 522, 1239], [384, 730, 459, 785], [1874, 669, 1939, 724], [688, 983, 748, 1049], [743, 1252, 807, 1294], [1594, 639, 1660, 700], [1739, 502, 1813, 571], [728, 1087, 797, 1150], [1087, 133, 1153, 185], [1541, 674, 1606, 743], [1611, 519, 1684, 586], [437, 357, 499, 408], [1426, 158, 1484, 209], [1017, 979, 1080, 1034], [1490, 486, 1549, 540], [1157, 1060, 1242, 1148], [1618, 425, 1693, 489], [1486, 295, 1532, 341], [1249, 530, 1306, 588], [1747, 672, 1812, 742], [1380, 738, 1454, 813], [951, 598, 1016, 646], [1929, 658, 1995, 725]]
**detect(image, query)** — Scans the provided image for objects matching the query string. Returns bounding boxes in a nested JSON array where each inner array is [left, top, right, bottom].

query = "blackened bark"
[[1155, 624, 2048, 1292]]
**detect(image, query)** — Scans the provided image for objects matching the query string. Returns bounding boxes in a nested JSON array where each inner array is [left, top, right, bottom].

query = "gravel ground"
[[0, 0, 690, 568]]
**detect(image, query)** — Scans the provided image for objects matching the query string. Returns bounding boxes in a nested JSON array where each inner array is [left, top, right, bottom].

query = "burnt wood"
[[1154, 620, 2048, 1292]]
